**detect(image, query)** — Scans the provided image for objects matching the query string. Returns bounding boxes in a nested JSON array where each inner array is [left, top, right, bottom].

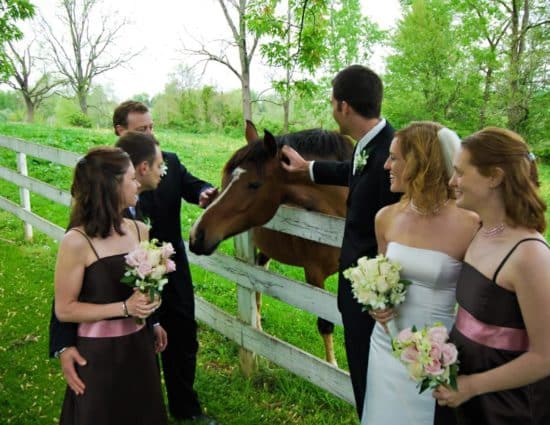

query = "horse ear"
[[263, 130, 277, 158], [245, 120, 259, 144]]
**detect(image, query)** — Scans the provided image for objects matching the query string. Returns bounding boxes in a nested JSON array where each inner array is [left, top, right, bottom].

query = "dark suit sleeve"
[[49, 302, 77, 357], [312, 160, 351, 187], [172, 154, 213, 205]]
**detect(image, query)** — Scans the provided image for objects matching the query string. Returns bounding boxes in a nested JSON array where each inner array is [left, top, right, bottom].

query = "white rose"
[[375, 276, 389, 293]]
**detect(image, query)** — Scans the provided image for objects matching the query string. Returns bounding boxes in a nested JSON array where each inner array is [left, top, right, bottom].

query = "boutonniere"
[[354, 146, 373, 174], [160, 162, 168, 177]]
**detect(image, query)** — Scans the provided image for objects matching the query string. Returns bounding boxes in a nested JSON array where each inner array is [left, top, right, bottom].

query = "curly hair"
[[462, 127, 546, 233], [396, 121, 455, 212], [68, 147, 131, 238]]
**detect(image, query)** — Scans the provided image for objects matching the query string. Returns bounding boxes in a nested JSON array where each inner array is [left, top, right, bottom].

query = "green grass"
[[2, 121, 550, 425], [0, 123, 353, 425]]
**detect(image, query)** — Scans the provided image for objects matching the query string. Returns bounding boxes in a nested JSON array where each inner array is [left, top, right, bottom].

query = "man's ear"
[[136, 160, 150, 176], [115, 124, 126, 136]]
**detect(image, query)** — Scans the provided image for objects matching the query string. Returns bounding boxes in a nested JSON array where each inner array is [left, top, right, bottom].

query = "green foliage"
[[0, 0, 35, 80], [67, 111, 92, 128]]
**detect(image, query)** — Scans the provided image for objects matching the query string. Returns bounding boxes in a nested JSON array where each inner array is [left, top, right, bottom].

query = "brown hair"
[[462, 127, 546, 233], [112, 100, 149, 135], [332, 65, 383, 119], [396, 121, 454, 212], [115, 131, 159, 166], [68, 147, 131, 238]]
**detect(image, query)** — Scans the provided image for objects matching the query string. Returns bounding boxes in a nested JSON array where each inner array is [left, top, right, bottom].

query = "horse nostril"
[[190, 228, 204, 253]]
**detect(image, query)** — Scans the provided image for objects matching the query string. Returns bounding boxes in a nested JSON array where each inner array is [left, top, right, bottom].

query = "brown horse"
[[189, 121, 353, 365]]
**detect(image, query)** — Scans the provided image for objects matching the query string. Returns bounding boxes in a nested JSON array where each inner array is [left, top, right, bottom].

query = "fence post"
[[234, 230, 258, 377], [16, 152, 33, 241]]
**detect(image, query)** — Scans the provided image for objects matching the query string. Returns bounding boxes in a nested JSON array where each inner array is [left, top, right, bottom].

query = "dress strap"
[[132, 219, 141, 242], [70, 228, 100, 260], [493, 238, 549, 282]]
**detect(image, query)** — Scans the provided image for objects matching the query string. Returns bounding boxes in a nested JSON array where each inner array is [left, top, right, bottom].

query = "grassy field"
[[0, 123, 352, 425], [1, 122, 549, 425]]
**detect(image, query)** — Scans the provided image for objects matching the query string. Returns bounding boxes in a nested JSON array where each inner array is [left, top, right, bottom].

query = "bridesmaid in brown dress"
[[54, 147, 166, 425], [433, 128, 550, 425]]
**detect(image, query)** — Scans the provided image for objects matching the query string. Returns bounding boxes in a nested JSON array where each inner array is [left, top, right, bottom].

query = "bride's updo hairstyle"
[[461, 127, 546, 233], [68, 147, 131, 238], [396, 121, 459, 213]]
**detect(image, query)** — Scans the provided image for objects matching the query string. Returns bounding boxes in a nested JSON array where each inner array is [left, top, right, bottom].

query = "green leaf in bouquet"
[[418, 378, 430, 394], [400, 279, 412, 287]]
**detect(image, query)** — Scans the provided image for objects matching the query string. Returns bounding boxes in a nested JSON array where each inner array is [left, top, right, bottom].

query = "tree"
[[385, 0, 482, 132], [248, 0, 330, 131], [0, 0, 35, 81], [4, 39, 63, 122], [40, 0, 139, 115], [184, 0, 260, 124]]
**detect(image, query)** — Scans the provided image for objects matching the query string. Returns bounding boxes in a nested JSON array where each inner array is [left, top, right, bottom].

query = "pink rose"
[[165, 259, 176, 273], [428, 326, 448, 344], [397, 328, 413, 344], [441, 343, 458, 366], [125, 247, 149, 267], [137, 262, 153, 279], [425, 358, 444, 376], [401, 346, 420, 364], [429, 343, 442, 362], [160, 243, 175, 259]]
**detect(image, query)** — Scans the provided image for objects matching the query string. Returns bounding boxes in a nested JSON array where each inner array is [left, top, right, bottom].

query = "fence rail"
[[0, 134, 354, 404]]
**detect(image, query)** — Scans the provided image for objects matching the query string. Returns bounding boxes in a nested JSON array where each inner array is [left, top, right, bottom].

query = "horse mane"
[[224, 129, 354, 176]]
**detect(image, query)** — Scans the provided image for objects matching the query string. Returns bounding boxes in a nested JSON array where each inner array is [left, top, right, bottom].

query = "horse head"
[[189, 121, 287, 255]]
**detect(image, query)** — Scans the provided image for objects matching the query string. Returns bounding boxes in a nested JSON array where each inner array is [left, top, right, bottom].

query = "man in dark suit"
[[281, 65, 401, 419], [49, 101, 219, 424]]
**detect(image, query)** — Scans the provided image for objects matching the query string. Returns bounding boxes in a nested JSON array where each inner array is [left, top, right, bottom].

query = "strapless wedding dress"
[[361, 242, 461, 425]]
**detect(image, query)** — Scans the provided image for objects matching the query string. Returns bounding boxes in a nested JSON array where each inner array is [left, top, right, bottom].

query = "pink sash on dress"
[[455, 306, 529, 351], [78, 318, 145, 338]]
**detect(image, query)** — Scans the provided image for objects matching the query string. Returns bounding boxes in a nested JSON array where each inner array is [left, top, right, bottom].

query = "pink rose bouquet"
[[121, 238, 176, 301], [391, 322, 459, 393]]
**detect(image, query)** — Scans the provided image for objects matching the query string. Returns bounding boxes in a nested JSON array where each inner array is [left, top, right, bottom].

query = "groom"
[[281, 65, 400, 418]]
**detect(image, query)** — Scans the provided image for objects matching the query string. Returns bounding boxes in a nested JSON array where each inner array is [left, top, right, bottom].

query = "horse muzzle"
[[189, 228, 220, 255]]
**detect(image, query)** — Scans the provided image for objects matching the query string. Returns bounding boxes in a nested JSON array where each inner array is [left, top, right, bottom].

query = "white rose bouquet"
[[121, 239, 176, 322], [343, 254, 411, 336], [391, 323, 459, 393]]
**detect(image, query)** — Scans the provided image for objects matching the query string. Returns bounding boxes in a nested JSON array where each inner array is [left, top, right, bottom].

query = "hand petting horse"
[[189, 121, 353, 365]]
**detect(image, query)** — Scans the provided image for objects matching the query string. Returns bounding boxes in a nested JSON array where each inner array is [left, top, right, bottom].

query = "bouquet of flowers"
[[121, 239, 176, 314], [343, 254, 411, 336], [343, 254, 411, 310], [391, 323, 459, 393]]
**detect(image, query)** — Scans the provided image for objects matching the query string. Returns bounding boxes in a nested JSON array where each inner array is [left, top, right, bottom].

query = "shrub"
[[67, 112, 93, 128]]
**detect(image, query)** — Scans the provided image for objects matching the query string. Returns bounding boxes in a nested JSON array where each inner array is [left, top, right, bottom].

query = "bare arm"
[[54, 231, 159, 323], [435, 239, 550, 406]]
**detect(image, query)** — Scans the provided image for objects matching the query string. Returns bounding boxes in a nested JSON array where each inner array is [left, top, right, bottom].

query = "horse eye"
[[248, 181, 262, 190]]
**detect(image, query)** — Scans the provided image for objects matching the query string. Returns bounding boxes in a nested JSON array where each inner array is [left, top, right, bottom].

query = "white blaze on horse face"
[[190, 167, 247, 236]]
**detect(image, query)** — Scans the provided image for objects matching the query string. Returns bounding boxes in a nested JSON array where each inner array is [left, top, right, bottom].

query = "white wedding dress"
[[361, 242, 461, 425]]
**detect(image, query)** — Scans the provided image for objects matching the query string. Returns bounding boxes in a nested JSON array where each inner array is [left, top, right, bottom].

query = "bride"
[[361, 122, 478, 425]]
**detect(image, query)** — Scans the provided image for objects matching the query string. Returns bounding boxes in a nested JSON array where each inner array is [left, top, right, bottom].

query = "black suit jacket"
[[313, 122, 400, 271], [49, 151, 211, 356]]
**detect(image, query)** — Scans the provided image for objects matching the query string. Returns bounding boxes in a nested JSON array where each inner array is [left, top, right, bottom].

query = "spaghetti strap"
[[132, 219, 141, 242], [70, 228, 100, 260], [493, 238, 549, 282]]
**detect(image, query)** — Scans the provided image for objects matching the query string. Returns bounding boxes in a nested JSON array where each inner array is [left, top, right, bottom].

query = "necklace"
[[409, 199, 448, 216], [480, 223, 505, 237]]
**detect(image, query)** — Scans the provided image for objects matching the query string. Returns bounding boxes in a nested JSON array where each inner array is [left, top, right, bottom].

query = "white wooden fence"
[[0, 135, 354, 405]]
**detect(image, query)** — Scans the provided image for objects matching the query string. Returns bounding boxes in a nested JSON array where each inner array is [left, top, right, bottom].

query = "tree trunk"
[[479, 67, 493, 128], [78, 91, 88, 115], [241, 75, 252, 123], [283, 99, 290, 133], [24, 97, 35, 123]]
